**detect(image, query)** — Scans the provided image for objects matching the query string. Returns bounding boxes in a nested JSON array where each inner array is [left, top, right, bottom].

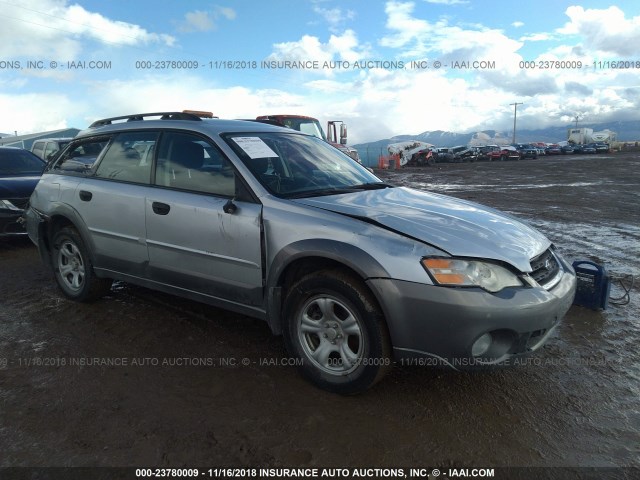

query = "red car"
[[486, 145, 521, 161]]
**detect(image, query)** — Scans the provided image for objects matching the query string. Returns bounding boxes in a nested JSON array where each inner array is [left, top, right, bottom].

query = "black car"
[[560, 144, 575, 154], [590, 143, 610, 153], [0, 147, 46, 236], [579, 144, 596, 154], [514, 144, 538, 159]]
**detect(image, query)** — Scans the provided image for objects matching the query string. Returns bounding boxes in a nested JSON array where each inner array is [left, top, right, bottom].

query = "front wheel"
[[283, 270, 392, 394], [51, 226, 112, 301]]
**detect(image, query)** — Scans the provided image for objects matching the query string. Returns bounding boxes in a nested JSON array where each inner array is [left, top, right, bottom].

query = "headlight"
[[421, 257, 523, 293], [0, 200, 21, 211]]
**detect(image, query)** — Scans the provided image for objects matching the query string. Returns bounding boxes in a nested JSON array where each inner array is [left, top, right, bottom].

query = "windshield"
[[0, 149, 45, 175], [280, 118, 326, 140], [225, 132, 383, 198]]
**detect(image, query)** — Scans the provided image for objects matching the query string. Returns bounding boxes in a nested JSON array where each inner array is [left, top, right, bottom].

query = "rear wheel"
[[51, 227, 112, 301], [283, 270, 392, 394]]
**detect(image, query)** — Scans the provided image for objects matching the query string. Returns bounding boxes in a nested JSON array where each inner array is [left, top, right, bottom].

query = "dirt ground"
[[1, 151, 639, 473]]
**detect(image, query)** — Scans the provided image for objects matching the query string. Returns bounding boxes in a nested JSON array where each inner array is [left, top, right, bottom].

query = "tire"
[[282, 270, 392, 394], [51, 226, 112, 302]]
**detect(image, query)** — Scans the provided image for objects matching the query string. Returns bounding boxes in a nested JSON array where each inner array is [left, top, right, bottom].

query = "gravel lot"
[[1, 151, 638, 474]]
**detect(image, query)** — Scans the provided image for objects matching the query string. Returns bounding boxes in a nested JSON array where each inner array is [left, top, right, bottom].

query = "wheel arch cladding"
[[265, 239, 390, 335]]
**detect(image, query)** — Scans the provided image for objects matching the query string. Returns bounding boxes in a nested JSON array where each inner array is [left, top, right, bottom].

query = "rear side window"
[[31, 141, 45, 160], [43, 142, 59, 162], [53, 138, 110, 172], [95, 132, 159, 184]]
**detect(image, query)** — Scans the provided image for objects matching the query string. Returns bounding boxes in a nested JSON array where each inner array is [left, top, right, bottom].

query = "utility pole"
[[510, 102, 523, 144]]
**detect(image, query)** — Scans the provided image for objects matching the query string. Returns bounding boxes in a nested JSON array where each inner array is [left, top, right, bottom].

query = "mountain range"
[[353, 120, 640, 166]]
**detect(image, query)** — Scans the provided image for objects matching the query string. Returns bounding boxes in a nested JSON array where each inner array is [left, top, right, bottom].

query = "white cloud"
[[380, 1, 522, 63], [313, 6, 356, 31], [178, 5, 236, 33], [267, 29, 369, 68], [82, 76, 307, 125], [216, 6, 236, 20], [557, 6, 640, 57], [179, 11, 215, 33], [424, 0, 469, 5], [519, 33, 553, 42], [512, 21, 524, 28], [0, 92, 75, 134], [3, 1, 640, 144], [0, 0, 175, 59]]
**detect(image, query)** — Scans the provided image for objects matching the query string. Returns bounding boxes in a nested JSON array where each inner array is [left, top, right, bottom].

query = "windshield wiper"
[[349, 182, 393, 190], [286, 187, 361, 199], [286, 182, 394, 199]]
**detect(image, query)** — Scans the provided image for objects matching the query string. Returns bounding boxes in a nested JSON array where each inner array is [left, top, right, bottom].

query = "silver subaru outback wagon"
[[26, 112, 576, 394]]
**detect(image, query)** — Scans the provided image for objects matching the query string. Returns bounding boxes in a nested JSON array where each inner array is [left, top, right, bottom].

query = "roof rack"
[[89, 111, 207, 128]]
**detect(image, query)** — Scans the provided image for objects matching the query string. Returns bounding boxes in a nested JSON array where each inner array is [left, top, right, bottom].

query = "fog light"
[[471, 333, 492, 357]]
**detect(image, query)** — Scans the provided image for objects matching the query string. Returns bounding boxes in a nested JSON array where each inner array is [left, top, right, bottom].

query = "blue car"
[[0, 147, 46, 236]]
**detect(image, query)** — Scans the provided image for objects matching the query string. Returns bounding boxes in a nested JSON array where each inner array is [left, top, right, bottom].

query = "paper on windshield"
[[232, 137, 278, 159]]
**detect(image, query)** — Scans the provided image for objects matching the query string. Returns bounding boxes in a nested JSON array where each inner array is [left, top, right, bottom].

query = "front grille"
[[530, 248, 561, 288]]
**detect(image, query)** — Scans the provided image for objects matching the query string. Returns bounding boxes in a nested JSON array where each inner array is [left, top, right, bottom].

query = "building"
[[0, 128, 80, 149]]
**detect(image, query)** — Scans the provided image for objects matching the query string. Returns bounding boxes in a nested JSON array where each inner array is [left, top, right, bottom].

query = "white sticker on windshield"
[[232, 137, 278, 159]]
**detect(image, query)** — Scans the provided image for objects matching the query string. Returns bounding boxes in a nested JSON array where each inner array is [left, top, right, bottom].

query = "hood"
[[294, 187, 550, 272], [0, 175, 42, 199]]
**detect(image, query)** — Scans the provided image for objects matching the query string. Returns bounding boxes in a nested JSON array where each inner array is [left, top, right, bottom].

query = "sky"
[[1, 0, 640, 144]]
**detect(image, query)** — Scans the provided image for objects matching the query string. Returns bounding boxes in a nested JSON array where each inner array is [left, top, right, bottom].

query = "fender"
[[38, 201, 100, 270], [265, 238, 390, 334]]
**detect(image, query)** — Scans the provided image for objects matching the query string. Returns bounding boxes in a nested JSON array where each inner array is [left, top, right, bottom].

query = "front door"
[[145, 131, 264, 308]]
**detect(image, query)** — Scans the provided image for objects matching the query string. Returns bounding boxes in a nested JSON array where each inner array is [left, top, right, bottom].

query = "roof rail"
[[89, 111, 206, 128]]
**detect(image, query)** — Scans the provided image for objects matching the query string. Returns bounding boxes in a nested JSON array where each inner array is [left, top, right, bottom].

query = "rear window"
[[0, 149, 45, 175]]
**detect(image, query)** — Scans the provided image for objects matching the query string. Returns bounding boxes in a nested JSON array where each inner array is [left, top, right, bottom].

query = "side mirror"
[[223, 198, 238, 214]]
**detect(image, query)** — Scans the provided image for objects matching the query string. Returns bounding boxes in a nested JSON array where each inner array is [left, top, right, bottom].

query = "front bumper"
[[367, 267, 576, 369], [0, 210, 27, 236]]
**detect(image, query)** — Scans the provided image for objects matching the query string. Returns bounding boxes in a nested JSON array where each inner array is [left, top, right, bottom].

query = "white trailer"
[[568, 128, 617, 144]]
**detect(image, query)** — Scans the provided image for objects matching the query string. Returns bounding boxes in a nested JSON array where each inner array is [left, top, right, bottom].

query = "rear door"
[[65, 131, 159, 275], [145, 131, 264, 308]]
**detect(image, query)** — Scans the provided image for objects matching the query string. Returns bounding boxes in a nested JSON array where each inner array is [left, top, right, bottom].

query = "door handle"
[[152, 202, 171, 215], [79, 190, 92, 201]]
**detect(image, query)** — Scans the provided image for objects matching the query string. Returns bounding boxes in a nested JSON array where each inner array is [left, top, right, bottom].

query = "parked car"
[[590, 143, 610, 153], [545, 144, 562, 155], [560, 145, 575, 154], [513, 144, 538, 159], [486, 145, 520, 161], [470, 146, 493, 161], [31, 137, 73, 163], [26, 111, 577, 394], [531, 143, 546, 156], [449, 145, 474, 162], [433, 147, 455, 163], [0, 146, 46, 236], [575, 144, 596, 154]]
